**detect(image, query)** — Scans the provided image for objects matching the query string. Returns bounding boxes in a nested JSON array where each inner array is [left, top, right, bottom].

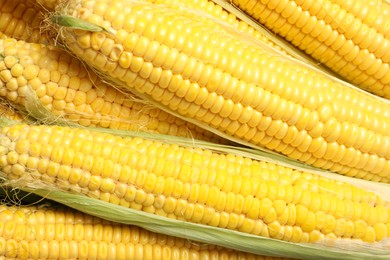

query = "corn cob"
[[0, 203, 284, 259], [148, 0, 289, 55], [2, 123, 390, 253], [0, 37, 225, 143], [0, 0, 48, 44], [44, 0, 390, 182], [157, 0, 336, 75], [221, 0, 390, 98]]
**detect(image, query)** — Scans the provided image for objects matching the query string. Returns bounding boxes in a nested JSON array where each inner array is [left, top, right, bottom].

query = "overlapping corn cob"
[[0, 202, 284, 259], [0, 0, 226, 142], [43, 0, 390, 182], [1, 123, 390, 252], [2, 1, 388, 259], [0, 36, 226, 142], [224, 0, 390, 98]]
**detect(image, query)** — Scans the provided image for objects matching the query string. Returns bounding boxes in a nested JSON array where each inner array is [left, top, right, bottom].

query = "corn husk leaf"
[[51, 15, 104, 32]]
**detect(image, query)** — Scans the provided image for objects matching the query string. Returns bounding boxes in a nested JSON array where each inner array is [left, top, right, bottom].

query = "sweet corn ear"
[[1, 123, 390, 251], [49, 0, 390, 182], [0, 201, 285, 259], [147, 0, 289, 55], [226, 0, 390, 98]]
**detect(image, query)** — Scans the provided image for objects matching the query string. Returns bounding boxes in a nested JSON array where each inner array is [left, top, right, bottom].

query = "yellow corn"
[[1, 123, 390, 246], [226, 0, 390, 98], [0, 0, 48, 44], [0, 203, 284, 259], [0, 37, 224, 143], [148, 0, 289, 55], [47, 0, 390, 182]]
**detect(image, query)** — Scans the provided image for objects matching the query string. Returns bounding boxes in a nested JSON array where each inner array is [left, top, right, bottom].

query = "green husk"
[[50, 15, 115, 35], [51, 15, 104, 32]]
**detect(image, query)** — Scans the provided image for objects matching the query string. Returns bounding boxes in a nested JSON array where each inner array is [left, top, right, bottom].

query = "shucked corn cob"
[[1, 123, 390, 250], [45, 0, 390, 182], [0, 0, 48, 44], [226, 0, 390, 98], [0, 203, 283, 259], [0, 36, 224, 142]]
